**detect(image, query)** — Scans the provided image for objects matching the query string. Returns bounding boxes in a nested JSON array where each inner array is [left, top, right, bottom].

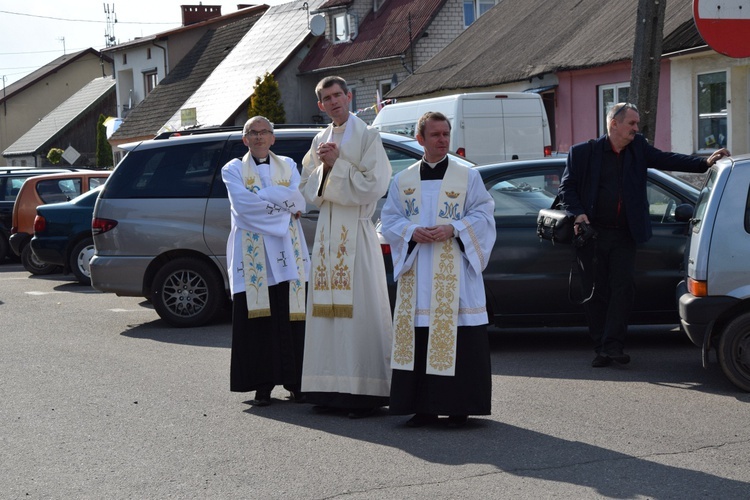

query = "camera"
[[574, 222, 597, 247]]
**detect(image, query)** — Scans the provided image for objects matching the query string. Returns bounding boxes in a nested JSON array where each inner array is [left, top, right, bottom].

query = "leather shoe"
[[348, 407, 379, 419], [252, 391, 271, 406], [287, 391, 307, 403], [591, 354, 612, 368], [447, 415, 468, 428], [608, 352, 631, 364], [405, 413, 438, 427]]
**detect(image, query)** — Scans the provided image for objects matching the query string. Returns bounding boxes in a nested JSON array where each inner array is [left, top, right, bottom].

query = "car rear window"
[[104, 141, 225, 199]]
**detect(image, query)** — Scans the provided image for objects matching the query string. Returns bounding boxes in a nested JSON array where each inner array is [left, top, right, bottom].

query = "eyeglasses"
[[246, 129, 273, 138], [611, 103, 638, 120]]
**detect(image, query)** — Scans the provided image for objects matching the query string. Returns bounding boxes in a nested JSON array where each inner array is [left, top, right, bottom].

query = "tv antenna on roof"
[[104, 3, 118, 47]]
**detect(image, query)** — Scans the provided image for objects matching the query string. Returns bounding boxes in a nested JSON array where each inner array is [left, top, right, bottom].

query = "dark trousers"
[[576, 227, 636, 355]]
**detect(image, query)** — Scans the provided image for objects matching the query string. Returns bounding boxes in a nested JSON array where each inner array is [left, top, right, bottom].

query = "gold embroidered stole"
[[391, 162, 468, 376], [310, 122, 359, 318], [241, 152, 306, 320]]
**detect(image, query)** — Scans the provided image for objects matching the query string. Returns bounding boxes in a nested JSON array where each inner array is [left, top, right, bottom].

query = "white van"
[[371, 92, 552, 164]]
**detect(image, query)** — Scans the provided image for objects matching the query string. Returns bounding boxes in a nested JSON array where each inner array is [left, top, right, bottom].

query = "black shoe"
[[251, 391, 271, 407], [405, 413, 438, 428], [287, 391, 307, 404], [312, 405, 339, 414], [607, 352, 631, 364], [592, 354, 612, 368], [447, 415, 468, 428], [348, 407, 379, 419]]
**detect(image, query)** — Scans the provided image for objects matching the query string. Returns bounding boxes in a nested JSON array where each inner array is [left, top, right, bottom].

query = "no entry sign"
[[693, 0, 750, 58]]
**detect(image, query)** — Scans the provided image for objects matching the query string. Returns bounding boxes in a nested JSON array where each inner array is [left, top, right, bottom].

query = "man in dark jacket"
[[559, 102, 729, 367]]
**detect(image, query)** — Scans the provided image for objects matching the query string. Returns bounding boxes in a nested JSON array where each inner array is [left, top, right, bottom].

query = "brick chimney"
[[181, 4, 223, 26]]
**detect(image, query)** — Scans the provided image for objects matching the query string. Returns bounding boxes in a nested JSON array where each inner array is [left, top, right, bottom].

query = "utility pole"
[[58, 37, 66, 54], [629, 0, 666, 144]]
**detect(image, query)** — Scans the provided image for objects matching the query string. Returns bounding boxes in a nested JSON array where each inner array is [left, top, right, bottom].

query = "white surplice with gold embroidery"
[[381, 158, 496, 376], [221, 151, 309, 319], [298, 113, 394, 397]]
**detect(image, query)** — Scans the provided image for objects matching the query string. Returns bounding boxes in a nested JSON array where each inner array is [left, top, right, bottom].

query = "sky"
[[0, 0, 289, 87]]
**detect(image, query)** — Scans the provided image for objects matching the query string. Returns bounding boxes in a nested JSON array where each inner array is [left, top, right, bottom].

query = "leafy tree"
[[47, 148, 64, 165], [248, 73, 286, 124], [96, 114, 114, 167]]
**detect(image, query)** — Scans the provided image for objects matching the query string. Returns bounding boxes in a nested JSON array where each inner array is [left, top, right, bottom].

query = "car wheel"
[[717, 312, 750, 392], [21, 243, 59, 275], [151, 257, 225, 328], [69, 237, 95, 286]]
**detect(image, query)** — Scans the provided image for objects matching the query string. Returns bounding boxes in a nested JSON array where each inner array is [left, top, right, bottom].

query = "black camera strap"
[[568, 242, 596, 305]]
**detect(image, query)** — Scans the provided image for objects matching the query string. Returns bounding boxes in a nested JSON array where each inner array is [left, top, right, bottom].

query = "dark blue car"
[[30, 187, 101, 285]]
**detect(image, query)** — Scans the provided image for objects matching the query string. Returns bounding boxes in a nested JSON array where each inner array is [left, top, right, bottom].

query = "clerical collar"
[[332, 121, 347, 132], [420, 156, 449, 180], [253, 156, 269, 164]]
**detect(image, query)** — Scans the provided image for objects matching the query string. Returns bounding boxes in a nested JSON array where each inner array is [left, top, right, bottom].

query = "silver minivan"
[[678, 153, 750, 392], [91, 127, 473, 327]]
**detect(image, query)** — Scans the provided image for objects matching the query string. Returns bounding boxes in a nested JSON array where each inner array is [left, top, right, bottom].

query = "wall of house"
[[411, 0, 465, 69], [555, 61, 673, 154], [0, 54, 112, 166], [109, 41, 170, 118], [670, 51, 749, 157]]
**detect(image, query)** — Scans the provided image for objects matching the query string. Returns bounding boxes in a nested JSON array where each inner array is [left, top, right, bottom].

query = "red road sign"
[[694, 0, 750, 58]]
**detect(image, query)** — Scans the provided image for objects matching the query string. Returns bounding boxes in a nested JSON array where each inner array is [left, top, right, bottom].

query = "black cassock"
[[230, 282, 305, 394]]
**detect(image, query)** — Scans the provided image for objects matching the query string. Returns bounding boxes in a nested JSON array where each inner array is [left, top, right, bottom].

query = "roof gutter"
[[300, 54, 402, 74], [663, 44, 711, 59], [152, 40, 169, 78]]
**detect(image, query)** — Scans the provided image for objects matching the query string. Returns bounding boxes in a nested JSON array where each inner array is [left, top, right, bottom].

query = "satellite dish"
[[310, 14, 325, 36]]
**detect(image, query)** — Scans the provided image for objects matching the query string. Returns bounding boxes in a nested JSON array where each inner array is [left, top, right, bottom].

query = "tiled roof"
[[110, 12, 265, 143], [388, 0, 704, 99], [4, 77, 115, 156], [299, 0, 446, 73], [1, 49, 111, 104], [160, 0, 327, 131]]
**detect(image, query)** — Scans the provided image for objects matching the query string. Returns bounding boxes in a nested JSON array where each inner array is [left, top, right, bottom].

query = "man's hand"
[[707, 148, 730, 166], [412, 225, 454, 243], [574, 214, 589, 235], [318, 142, 340, 172]]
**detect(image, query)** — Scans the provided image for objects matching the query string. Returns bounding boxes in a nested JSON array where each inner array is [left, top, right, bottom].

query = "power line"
[[0, 9, 176, 24]]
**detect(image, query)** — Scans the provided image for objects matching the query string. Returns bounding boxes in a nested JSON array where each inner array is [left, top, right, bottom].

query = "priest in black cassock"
[[222, 116, 310, 406], [381, 111, 496, 428]]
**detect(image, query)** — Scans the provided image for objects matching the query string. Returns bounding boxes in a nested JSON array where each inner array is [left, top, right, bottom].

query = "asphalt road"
[[2, 263, 749, 499]]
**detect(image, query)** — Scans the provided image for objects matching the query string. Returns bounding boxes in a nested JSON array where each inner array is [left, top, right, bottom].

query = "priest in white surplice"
[[299, 76, 393, 419], [381, 112, 496, 428], [223, 116, 309, 407]]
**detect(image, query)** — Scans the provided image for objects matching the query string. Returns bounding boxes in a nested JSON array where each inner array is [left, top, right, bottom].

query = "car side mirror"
[[675, 203, 694, 222]]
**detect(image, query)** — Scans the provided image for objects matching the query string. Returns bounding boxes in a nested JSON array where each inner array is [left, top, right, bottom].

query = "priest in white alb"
[[380, 111, 496, 428], [223, 116, 309, 406], [299, 76, 394, 419]]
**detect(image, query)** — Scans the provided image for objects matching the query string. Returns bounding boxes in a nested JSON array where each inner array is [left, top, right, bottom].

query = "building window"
[[598, 82, 630, 136], [697, 71, 727, 151], [147, 48, 152, 60], [349, 85, 357, 113], [122, 53, 127, 65], [463, 0, 498, 27], [144, 71, 158, 95], [333, 12, 358, 42]]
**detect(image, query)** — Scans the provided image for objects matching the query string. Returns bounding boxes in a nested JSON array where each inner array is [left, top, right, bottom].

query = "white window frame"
[[696, 70, 728, 154], [598, 82, 630, 136], [333, 12, 358, 43], [463, 0, 498, 28]]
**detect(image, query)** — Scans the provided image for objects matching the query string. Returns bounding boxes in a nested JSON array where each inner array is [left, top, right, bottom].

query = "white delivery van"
[[371, 92, 552, 164]]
